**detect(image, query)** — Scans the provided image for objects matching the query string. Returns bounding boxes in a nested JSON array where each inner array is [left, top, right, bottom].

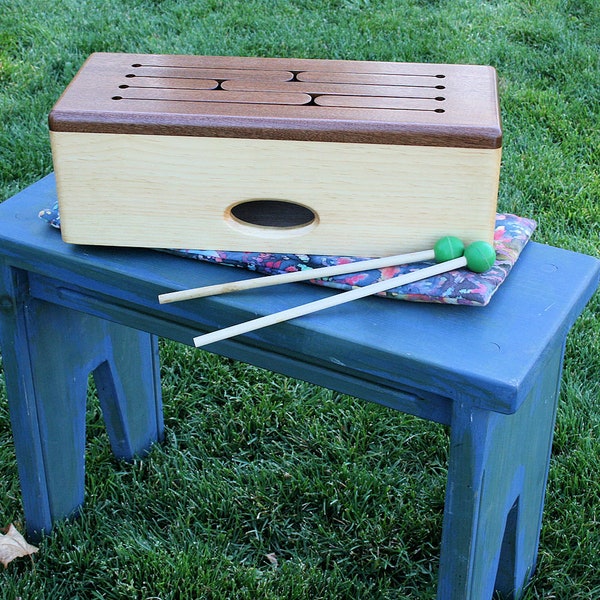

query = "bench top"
[[0, 174, 598, 417]]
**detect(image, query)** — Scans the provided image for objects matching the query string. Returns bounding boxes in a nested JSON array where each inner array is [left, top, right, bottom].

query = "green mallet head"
[[464, 240, 497, 273], [434, 236, 465, 262], [434, 236, 496, 273]]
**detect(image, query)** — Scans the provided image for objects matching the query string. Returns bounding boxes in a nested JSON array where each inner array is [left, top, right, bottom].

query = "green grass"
[[1, 0, 599, 598]]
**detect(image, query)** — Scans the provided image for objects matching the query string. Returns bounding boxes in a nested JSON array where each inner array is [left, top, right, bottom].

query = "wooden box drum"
[[49, 53, 502, 256]]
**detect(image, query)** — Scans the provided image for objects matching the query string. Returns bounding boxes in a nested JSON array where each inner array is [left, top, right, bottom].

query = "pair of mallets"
[[158, 237, 496, 347]]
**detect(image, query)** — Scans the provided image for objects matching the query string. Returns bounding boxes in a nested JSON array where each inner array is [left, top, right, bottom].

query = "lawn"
[[1, 0, 599, 598]]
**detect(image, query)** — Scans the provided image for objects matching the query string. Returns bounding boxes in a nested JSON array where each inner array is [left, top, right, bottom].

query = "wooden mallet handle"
[[158, 249, 436, 304], [191, 239, 497, 348], [192, 256, 467, 347]]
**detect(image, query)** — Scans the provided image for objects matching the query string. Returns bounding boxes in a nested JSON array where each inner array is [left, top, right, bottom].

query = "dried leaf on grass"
[[0, 524, 39, 567], [265, 552, 278, 568]]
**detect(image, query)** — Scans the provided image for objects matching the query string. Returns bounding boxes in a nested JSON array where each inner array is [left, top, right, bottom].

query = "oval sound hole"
[[230, 200, 316, 229]]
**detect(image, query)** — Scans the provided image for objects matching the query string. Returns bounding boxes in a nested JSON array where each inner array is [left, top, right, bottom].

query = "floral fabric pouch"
[[40, 204, 535, 306]]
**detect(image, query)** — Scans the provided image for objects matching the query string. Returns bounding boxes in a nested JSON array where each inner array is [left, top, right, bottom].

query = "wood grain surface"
[[49, 53, 502, 149], [51, 131, 501, 255]]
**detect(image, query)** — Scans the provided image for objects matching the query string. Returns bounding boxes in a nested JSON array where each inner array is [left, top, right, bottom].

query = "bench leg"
[[437, 343, 564, 600], [0, 269, 163, 539]]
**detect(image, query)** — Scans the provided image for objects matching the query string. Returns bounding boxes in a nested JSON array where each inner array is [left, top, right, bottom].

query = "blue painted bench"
[[0, 174, 598, 599]]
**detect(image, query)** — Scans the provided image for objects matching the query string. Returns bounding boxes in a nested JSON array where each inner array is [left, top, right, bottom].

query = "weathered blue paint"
[[0, 266, 163, 537], [0, 174, 598, 599]]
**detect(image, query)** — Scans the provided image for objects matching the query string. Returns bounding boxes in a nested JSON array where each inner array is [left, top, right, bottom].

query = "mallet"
[[191, 238, 496, 348], [159, 243, 453, 304]]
